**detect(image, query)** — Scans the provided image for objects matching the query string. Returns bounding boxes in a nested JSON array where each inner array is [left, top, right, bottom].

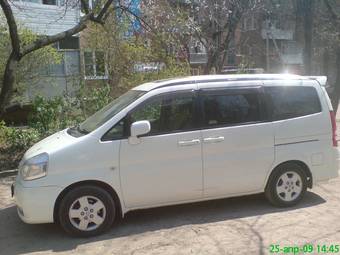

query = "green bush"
[[78, 84, 113, 117], [0, 121, 41, 170], [29, 95, 82, 135], [0, 122, 40, 151]]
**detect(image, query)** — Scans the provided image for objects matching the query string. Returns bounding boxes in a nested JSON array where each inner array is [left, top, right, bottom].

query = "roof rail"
[[307, 76, 327, 86]]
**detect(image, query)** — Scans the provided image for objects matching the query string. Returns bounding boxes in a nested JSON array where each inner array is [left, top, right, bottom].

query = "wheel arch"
[[53, 180, 123, 223], [266, 160, 313, 189]]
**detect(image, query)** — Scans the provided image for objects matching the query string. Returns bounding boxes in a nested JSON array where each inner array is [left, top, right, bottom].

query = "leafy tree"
[[82, 13, 190, 92], [0, 13, 61, 104], [311, 0, 340, 111], [0, 0, 144, 116], [185, 0, 258, 74], [141, 0, 259, 74], [322, 0, 340, 112]]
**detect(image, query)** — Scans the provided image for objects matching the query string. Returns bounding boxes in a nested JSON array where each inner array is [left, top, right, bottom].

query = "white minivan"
[[12, 74, 339, 237]]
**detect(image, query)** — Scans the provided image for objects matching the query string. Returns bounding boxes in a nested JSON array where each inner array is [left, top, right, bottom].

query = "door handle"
[[178, 139, 201, 146], [203, 136, 225, 143]]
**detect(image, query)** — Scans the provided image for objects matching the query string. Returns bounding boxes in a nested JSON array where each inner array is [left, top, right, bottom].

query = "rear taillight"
[[330, 111, 338, 147]]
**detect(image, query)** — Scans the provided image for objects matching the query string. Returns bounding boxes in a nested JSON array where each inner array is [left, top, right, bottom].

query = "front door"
[[200, 86, 274, 197], [120, 90, 203, 208]]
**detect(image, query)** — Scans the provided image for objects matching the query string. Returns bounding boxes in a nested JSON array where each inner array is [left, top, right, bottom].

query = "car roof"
[[132, 74, 314, 91]]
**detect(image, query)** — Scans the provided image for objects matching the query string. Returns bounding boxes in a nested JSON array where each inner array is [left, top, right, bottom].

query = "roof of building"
[[133, 74, 319, 91]]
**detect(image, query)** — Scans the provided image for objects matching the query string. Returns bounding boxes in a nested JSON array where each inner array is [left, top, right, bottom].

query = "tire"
[[58, 185, 116, 237], [265, 162, 308, 207]]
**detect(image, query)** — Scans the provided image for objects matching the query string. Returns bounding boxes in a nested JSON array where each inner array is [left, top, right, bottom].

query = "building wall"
[[11, 0, 80, 35], [9, 0, 81, 100], [239, 0, 304, 74]]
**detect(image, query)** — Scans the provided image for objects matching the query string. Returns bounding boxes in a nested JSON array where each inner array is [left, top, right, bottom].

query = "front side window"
[[102, 119, 125, 141], [266, 86, 321, 120], [129, 92, 196, 135], [202, 90, 262, 127]]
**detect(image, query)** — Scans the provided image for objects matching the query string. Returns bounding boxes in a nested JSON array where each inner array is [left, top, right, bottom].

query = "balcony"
[[261, 21, 294, 40], [281, 53, 303, 65], [189, 53, 208, 64]]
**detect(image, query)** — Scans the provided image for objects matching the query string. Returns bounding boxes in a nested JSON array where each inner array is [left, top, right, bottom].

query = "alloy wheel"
[[276, 171, 303, 202], [68, 195, 106, 231]]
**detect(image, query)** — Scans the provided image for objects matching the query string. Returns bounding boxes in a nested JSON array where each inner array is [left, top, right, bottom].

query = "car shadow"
[[0, 191, 326, 255]]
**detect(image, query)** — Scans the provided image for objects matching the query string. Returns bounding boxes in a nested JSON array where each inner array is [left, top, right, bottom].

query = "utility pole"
[[266, 19, 270, 72]]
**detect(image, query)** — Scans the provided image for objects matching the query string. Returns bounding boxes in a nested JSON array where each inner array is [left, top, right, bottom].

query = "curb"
[[0, 169, 18, 178]]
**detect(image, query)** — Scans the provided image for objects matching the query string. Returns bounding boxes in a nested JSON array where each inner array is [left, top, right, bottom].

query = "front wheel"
[[58, 185, 116, 237], [265, 162, 308, 207]]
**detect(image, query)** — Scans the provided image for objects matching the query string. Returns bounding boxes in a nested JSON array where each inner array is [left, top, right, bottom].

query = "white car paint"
[[13, 74, 339, 225]]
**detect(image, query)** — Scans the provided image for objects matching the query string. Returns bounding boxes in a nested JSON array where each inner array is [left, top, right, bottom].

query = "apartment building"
[[239, 0, 304, 74]]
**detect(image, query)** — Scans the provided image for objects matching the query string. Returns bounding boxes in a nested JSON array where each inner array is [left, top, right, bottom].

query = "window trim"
[[198, 86, 269, 130], [100, 87, 273, 141]]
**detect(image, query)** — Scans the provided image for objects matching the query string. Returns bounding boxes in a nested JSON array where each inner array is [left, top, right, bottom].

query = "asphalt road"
[[1, 174, 340, 255]]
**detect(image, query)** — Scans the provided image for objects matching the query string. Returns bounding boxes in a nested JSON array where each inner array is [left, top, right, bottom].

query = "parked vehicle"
[[12, 74, 339, 237]]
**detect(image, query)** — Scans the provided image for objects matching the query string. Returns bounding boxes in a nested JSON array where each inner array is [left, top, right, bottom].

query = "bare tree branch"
[[120, 5, 153, 32], [22, 13, 93, 56], [324, 0, 340, 25], [0, 0, 20, 57], [95, 0, 114, 23]]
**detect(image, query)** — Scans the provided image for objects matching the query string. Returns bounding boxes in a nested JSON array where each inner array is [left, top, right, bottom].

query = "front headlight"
[[20, 153, 49, 181]]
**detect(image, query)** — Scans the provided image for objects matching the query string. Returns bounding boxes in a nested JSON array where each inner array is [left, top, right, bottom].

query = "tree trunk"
[[322, 49, 329, 76], [331, 47, 340, 113], [0, 51, 20, 116], [302, 0, 314, 75]]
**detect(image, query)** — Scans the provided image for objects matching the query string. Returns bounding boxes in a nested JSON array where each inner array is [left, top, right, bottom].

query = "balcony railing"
[[261, 21, 294, 40], [281, 53, 303, 65], [189, 53, 208, 64]]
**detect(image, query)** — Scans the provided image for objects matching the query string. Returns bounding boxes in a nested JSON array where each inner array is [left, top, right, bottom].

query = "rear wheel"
[[58, 185, 115, 237], [265, 162, 307, 207]]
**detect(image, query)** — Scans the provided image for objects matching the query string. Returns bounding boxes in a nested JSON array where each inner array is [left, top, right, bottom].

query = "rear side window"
[[266, 86, 321, 120], [202, 90, 262, 127]]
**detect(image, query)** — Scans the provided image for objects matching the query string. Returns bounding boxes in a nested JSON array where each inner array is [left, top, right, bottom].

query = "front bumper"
[[13, 181, 63, 224]]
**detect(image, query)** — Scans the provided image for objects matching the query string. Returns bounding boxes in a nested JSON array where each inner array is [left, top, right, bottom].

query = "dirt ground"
[[1, 174, 340, 255]]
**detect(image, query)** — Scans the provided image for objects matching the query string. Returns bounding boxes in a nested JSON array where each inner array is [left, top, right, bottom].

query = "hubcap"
[[276, 171, 302, 202], [69, 196, 106, 231]]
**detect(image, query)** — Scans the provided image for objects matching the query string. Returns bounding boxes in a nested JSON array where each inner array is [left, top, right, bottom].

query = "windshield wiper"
[[77, 125, 89, 134]]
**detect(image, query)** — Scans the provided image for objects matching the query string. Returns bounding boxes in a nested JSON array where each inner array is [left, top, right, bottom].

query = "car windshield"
[[78, 90, 146, 134]]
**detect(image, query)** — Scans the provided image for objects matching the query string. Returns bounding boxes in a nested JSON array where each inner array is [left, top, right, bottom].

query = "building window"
[[58, 37, 79, 50], [40, 50, 80, 77], [17, 0, 66, 5], [83, 51, 108, 80], [42, 0, 56, 5], [84, 52, 94, 77], [242, 15, 257, 31], [17, 0, 60, 4], [95, 52, 106, 76]]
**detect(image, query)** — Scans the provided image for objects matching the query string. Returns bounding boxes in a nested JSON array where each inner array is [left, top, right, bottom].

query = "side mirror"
[[130, 120, 151, 138]]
